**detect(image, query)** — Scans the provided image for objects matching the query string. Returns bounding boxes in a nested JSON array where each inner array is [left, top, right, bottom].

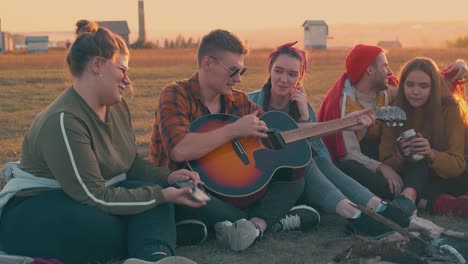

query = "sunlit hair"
[[395, 57, 455, 151], [197, 29, 248, 67], [66, 19, 133, 95], [451, 84, 468, 127], [262, 43, 308, 122]]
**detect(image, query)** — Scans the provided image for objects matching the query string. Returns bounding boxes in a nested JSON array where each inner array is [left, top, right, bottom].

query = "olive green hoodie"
[[20, 87, 171, 215]]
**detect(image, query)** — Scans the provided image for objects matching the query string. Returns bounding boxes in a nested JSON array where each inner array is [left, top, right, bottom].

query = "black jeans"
[[400, 160, 428, 197], [360, 137, 380, 161], [0, 180, 175, 264], [336, 159, 394, 200], [423, 169, 468, 200], [337, 159, 429, 202], [175, 177, 304, 230]]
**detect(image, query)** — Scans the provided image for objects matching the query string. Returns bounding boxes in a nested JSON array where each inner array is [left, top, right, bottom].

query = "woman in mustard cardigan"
[[379, 57, 468, 219]]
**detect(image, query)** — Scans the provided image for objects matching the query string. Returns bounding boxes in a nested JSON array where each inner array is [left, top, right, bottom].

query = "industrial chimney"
[[138, 0, 147, 43]]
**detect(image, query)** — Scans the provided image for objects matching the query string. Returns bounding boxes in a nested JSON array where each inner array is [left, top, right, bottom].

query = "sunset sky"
[[2, 0, 468, 47]]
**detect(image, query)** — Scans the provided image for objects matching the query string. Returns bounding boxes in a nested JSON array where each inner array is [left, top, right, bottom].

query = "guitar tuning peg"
[[399, 122, 404, 127], [392, 122, 397, 127], [386, 122, 390, 126]]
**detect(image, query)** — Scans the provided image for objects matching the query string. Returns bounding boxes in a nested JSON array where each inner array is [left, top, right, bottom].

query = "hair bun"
[[75, 19, 99, 36]]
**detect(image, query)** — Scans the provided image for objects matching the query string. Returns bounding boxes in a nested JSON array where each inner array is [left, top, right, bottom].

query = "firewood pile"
[[331, 205, 467, 264]]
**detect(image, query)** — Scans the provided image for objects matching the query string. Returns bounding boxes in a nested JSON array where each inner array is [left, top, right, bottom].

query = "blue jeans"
[[303, 156, 375, 213], [0, 180, 175, 264]]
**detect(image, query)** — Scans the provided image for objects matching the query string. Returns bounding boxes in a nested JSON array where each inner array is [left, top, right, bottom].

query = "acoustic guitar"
[[187, 106, 406, 208]]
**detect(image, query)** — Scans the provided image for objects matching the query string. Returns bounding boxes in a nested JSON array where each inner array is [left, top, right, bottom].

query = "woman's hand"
[[168, 169, 204, 187], [162, 187, 207, 208], [396, 136, 412, 159], [290, 84, 309, 120], [409, 133, 435, 161]]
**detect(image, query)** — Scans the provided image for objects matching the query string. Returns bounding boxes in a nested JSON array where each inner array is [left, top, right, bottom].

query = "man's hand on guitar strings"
[[230, 110, 268, 138]]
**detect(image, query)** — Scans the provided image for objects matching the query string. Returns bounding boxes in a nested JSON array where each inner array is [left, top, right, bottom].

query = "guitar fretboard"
[[281, 115, 360, 144]]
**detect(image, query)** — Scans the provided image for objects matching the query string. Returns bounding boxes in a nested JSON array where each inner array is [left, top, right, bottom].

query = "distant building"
[[48, 41, 68, 49], [26, 36, 49, 53], [13, 34, 26, 49], [0, 17, 14, 53], [377, 40, 402, 48], [0, 32, 14, 53], [97, 21, 130, 46], [302, 20, 328, 49]]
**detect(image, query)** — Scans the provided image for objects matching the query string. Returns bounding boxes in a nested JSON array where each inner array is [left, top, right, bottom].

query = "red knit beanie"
[[345, 44, 383, 83]]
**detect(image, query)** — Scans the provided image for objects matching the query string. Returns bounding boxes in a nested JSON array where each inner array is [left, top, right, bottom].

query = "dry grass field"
[[1, 48, 468, 263]]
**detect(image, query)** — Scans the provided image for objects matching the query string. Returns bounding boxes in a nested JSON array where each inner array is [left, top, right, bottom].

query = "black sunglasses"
[[208, 56, 247, 78]]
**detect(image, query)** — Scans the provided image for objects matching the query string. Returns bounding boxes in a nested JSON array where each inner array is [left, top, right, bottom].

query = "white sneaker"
[[123, 256, 197, 264], [214, 219, 261, 252]]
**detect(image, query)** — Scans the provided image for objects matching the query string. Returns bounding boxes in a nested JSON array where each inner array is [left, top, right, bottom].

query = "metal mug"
[[396, 129, 425, 161]]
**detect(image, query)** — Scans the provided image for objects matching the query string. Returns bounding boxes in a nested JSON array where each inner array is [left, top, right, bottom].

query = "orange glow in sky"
[[3, 0, 468, 32], [2, 0, 468, 48]]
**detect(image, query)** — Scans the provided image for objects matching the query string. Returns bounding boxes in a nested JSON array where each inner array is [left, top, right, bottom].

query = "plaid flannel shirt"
[[149, 72, 263, 170]]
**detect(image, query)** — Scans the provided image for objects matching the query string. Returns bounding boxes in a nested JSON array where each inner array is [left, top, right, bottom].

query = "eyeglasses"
[[95, 56, 130, 81], [208, 56, 247, 78]]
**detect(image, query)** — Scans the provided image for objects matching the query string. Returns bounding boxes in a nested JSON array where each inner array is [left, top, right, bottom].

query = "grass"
[[1, 48, 468, 263]]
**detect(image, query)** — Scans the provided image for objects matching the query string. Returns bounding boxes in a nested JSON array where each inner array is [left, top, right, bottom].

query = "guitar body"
[[188, 111, 312, 208]]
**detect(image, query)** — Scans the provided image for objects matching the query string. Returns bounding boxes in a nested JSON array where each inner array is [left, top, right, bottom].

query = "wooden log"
[[409, 216, 468, 240]]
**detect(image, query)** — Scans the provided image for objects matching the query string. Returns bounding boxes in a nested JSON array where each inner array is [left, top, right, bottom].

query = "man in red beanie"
[[318, 44, 400, 200], [317, 44, 468, 216]]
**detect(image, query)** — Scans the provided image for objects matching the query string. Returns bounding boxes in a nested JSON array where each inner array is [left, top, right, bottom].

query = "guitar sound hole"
[[261, 130, 283, 150]]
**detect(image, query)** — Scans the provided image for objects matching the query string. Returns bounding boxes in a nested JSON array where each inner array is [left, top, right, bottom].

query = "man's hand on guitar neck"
[[345, 108, 376, 132], [228, 111, 268, 138]]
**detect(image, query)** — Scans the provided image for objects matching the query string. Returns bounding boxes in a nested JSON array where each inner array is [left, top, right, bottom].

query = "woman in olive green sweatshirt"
[[379, 57, 468, 219], [0, 20, 204, 264]]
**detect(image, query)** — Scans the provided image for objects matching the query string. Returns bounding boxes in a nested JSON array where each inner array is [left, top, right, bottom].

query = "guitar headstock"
[[375, 106, 406, 127]]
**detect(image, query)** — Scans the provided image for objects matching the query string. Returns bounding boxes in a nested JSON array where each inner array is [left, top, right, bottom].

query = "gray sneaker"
[[273, 205, 321, 232], [214, 219, 261, 252], [122, 256, 197, 264]]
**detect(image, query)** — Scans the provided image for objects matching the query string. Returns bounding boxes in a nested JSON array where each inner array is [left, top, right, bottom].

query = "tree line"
[[446, 35, 468, 48], [163, 34, 200, 49], [131, 34, 199, 49]]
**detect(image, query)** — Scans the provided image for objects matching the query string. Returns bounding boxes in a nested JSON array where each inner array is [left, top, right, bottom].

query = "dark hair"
[[263, 48, 305, 121], [197, 29, 248, 66], [66, 19, 129, 77], [395, 57, 454, 151]]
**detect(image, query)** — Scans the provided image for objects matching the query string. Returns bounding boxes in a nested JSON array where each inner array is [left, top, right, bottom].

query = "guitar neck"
[[281, 115, 360, 144]]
